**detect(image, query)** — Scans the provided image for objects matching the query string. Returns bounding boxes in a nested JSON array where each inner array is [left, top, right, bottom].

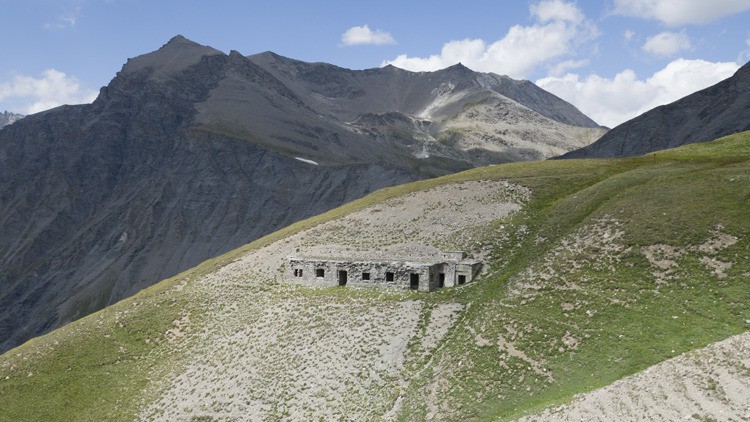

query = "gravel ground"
[[518, 331, 750, 422], [139, 179, 526, 420]]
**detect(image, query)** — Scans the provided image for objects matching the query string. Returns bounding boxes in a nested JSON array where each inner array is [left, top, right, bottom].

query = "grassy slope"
[[0, 132, 748, 421], [398, 132, 750, 420]]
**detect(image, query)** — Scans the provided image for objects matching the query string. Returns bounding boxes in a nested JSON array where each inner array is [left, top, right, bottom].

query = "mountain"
[[0, 111, 23, 128], [562, 60, 750, 158], [247, 51, 600, 127], [0, 35, 604, 353], [1, 131, 747, 420], [246, 52, 604, 164]]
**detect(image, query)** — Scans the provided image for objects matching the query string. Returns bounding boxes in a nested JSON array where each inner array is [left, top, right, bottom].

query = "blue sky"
[[1, 0, 749, 127]]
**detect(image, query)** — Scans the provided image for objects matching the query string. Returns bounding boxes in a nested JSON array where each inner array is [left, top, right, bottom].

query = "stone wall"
[[287, 255, 482, 292]]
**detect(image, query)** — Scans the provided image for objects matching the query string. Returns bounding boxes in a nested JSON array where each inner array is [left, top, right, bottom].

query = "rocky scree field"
[[0, 132, 749, 421]]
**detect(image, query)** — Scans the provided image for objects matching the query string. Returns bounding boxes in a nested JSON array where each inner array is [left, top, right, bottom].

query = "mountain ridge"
[[246, 50, 602, 128], [0, 111, 23, 128], [561, 60, 750, 158]]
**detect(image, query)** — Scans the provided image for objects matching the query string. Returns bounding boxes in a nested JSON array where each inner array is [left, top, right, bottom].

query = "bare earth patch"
[[142, 288, 423, 421], [517, 331, 750, 422], [421, 303, 464, 352], [297, 179, 530, 263], [138, 179, 526, 420], [642, 226, 739, 283], [512, 221, 740, 294], [509, 217, 627, 298]]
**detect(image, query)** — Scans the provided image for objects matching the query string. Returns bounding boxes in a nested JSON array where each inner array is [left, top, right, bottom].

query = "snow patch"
[[294, 157, 319, 166], [415, 145, 430, 159]]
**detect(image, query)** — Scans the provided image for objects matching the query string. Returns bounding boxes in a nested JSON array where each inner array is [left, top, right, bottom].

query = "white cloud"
[[0, 69, 98, 114], [536, 59, 739, 127], [624, 30, 635, 41], [612, 0, 750, 26], [44, 5, 80, 30], [549, 59, 589, 76], [642, 30, 691, 56], [738, 37, 750, 63], [382, 0, 597, 79], [341, 25, 396, 46], [530, 0, 584, 23]]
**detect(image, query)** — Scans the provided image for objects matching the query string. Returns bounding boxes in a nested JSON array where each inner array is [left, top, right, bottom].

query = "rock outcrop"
[[0, 111, 23, 128]]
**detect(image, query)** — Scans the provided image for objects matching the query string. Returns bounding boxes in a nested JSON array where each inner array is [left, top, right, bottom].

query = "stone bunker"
[[287, 252, 482, 292]]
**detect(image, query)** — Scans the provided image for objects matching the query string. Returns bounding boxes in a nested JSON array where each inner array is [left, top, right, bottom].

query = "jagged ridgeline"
[[0, 35, 605, 353], [0, 111, 24, 128], [1, 132, 748, 420]]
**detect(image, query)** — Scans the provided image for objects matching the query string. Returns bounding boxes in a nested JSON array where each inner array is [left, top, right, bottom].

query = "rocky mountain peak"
[[166, 34, 192, 45], [443, 62, 472, 73], [120, 34, 224, 77], [252, 50, 286, 61], [0, 111, 24, 128]]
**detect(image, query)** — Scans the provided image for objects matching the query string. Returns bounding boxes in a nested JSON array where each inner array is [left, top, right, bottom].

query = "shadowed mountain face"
[[0, 35, 602, 353], [561, 61, 750, 159]]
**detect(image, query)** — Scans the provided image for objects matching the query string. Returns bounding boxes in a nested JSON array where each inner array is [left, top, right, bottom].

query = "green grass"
[[1, 131, 749, 421], [396, 131, 750, 420], [0, 275, 197, 421]]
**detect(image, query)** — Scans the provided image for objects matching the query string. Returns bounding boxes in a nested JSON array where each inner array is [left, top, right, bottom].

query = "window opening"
[[458, 275, 466, 285], [385, 272, 395, 282], [362, 272, 370, 281], [316, 268, 325, 278]]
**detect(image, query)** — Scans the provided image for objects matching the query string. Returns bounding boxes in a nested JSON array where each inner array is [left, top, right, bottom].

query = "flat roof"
[[288, 256, 481, 266]]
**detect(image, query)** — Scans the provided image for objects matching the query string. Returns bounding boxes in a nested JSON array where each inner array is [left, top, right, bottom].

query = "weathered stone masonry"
[[287, 252, 482, 292]]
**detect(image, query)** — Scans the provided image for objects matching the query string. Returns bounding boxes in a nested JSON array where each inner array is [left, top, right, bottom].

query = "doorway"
[[338, 270, 348, 286], [410, 273, 419, 290]]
